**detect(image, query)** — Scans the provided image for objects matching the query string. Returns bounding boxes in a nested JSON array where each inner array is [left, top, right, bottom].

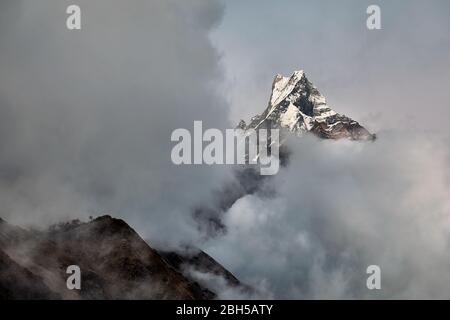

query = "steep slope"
[[160, 248, 243, 287], [0, 249, 60, 299], [0, 216, 225, 299], [241, 70, 375, 141], [0, 219, 59, 299], [160, 248, 254, 299]]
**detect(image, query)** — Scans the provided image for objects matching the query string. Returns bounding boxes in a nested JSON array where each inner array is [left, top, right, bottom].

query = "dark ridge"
[[160, 248, 240, 287], [0, 215, 233, 299], [0, 249, 60, 300]]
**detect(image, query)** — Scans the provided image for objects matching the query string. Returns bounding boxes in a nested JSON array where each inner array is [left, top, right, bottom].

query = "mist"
[[0, 0, 233, 247], [203, 1, 450, 298], [206, 131, 450, 299]]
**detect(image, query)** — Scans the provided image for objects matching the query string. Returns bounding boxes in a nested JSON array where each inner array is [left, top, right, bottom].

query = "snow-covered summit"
[[240, 70, 375, 141]]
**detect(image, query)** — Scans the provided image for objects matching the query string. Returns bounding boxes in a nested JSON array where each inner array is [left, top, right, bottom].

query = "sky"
[[212, 0, 450, 135], [0, 0, 449, 299]]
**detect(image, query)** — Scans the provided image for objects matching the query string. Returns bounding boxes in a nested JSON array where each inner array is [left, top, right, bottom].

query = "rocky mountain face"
[[0, 216, 244, 299], [195, 70, 376, 237], [239, 70, 375, 141], [0, 247, 60, 299]]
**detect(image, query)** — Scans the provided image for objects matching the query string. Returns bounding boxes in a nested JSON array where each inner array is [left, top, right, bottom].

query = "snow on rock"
[[279, 103, 300, 130], [242, 70, 375, 141]]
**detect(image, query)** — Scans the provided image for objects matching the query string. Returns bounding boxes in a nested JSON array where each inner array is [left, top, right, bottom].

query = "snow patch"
[[280, 103, 300, 130]]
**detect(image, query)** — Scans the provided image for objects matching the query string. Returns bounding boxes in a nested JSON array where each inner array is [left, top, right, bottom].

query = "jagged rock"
[[243, 70, 375, 141]]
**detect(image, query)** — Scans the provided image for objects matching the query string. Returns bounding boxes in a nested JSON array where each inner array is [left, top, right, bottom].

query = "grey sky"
[[213, 0, 450, 135]]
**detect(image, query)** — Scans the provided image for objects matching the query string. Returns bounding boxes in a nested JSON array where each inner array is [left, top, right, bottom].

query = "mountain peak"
[[1, 215, 247, 299], [270, 70, 305, 108], [245, 70, 375, 141]]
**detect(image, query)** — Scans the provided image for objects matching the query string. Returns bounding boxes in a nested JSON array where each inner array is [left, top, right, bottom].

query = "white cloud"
[[206, 131, 450, 298]]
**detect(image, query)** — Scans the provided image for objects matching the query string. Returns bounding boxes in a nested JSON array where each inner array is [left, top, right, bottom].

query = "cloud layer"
[[206, 131, 450, 299]]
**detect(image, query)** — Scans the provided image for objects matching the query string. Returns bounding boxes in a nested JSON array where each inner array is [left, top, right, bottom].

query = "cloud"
[[0, 0, 232, 247], [206, 131, 450, 298]]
